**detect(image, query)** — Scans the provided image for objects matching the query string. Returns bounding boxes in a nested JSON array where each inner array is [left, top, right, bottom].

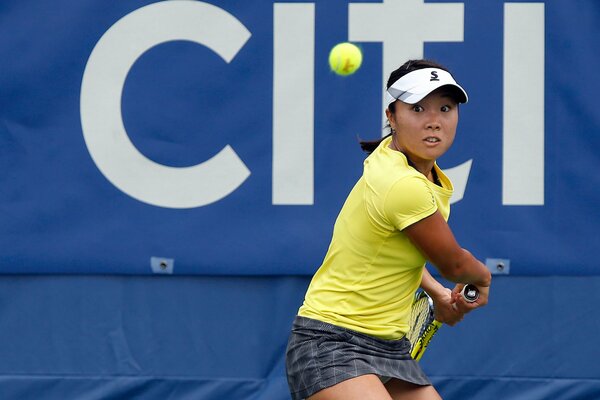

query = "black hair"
[[358, 59, 455, 154]]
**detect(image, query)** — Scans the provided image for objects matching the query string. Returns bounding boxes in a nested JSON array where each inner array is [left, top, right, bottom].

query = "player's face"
[[387, 89, 459, 166]]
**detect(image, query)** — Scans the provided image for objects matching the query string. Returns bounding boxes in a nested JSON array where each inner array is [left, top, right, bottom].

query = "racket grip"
[[460, 284, 480, 303]]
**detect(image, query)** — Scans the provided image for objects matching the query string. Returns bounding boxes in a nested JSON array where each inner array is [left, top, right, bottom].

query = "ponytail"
[[358, 133, 392, 154]]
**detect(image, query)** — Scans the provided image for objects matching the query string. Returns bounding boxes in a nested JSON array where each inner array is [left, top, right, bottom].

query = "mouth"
[[423, 136, 441, 144]]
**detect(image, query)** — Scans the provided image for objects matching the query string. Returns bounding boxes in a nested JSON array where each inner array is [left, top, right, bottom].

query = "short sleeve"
[[383, 175, 437, 231]]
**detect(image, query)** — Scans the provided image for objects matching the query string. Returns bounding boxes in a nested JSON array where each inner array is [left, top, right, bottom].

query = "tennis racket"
[[408, 284, 479, 361]]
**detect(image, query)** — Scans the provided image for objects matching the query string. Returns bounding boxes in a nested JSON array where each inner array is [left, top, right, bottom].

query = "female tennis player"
[[285, 59, 492, 400]]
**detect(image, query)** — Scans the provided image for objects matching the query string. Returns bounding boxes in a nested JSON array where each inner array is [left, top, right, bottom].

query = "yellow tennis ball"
[[328, 42, 362, 76]]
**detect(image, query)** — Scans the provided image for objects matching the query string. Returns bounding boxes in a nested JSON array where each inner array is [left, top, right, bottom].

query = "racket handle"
[[461, 284, 480, 303]]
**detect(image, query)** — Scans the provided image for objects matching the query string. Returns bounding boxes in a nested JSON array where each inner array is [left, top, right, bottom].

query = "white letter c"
[[80, 1, 251, 208]]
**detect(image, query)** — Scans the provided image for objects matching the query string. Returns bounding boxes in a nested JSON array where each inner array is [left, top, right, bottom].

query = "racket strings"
[[407, 294, 434, 347]]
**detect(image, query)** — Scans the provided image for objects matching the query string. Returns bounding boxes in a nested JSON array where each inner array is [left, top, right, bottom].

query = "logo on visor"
[[430, 71, 439, 81]]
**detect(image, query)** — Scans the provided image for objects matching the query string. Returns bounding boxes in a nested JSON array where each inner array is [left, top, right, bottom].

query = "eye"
[[412, 105, 424, 112], [441, 105, 452, 112]]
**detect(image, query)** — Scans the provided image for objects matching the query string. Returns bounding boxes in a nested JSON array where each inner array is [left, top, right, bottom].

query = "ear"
[[385, 108, 395, 129]]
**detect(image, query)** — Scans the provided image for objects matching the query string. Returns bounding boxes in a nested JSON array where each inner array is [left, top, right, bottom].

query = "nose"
[[417, 105, 444, 131], [426, 119, 441, 131], [424, 109, 442, 130]]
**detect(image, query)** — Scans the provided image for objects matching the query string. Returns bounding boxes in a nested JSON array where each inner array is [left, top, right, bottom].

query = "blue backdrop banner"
[[0, 0, 597, 275]]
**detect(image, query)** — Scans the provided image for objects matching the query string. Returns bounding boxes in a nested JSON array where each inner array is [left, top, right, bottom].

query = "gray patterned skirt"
[[285, 316, 430, 400]]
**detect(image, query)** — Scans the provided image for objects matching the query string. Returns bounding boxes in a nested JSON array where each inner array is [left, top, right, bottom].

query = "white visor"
[[384, 68, 468, 107]]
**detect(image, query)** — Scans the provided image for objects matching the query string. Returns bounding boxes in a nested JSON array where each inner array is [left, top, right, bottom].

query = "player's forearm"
[[439, 249, 491, 287], [419, 267, 447, 298]]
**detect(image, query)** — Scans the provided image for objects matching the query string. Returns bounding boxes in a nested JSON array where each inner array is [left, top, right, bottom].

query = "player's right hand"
[[451, 284, 489, 313]]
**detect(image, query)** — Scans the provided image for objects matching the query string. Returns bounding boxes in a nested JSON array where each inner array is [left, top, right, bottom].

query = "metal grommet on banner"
[[485, 258, 510, 275], [150, 257, 175, 274]]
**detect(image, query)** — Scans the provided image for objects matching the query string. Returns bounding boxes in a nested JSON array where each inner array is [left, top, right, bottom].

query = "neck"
[[389, 136, 438, 184]]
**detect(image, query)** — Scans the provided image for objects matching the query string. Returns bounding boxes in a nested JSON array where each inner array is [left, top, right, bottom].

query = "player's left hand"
[[431, 287, 464, 326]]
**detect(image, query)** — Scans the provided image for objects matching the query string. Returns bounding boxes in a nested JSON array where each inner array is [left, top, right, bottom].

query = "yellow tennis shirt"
[[298, 136, 454, 339]]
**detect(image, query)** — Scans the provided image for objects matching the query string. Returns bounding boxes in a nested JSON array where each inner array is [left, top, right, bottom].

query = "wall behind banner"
[[1, 275, 599, 400], [1, 0, 598, 276]]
